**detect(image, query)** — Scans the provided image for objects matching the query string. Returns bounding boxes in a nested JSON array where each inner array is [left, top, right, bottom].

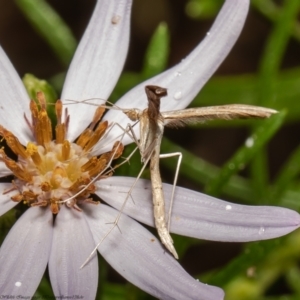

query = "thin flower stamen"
[[0, 149, 32, 181], [55, 100, 66, 144], [0, 126, 28, 159], [76, 105, 107, 150], [36, 109, 53, 147], [26, 142, 42, 165], [83, 121, 108, 152]]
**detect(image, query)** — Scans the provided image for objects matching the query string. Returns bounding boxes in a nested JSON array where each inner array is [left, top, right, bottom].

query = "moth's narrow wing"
[[162, 104, 278, 127]]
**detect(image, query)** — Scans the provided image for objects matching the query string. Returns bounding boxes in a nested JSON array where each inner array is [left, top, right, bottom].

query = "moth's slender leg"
[[159, 152, 182, 233]]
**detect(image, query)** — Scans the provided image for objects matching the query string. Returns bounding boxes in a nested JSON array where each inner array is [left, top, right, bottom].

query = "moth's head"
[[145, 85, 168, 98]]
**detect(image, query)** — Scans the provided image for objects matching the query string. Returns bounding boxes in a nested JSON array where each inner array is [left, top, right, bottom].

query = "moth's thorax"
[[123, 108, 141, 122], [139, 110, 164, 163]]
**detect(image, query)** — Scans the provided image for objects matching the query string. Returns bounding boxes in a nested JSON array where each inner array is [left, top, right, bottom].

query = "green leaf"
[[204, 111, 286, 197], [160, 135, 300, 211], [252, 0, 300, 43], [185, 0, 223, 19], [142, 23, 170, 78], [260, 296, 300, 300], [250, 0, 300, 203], [249, 149, 269, 204], [207, 230, 300, 298], [205, 238, 284, 287], [15, 0, 77, 66], [271, 143, 300, 203], [22, 73, 57, 123], [23, 74, 57, 102], [160, 137, 256, 202], [286, 266, 300, 294], [257, 0, 300, 107]]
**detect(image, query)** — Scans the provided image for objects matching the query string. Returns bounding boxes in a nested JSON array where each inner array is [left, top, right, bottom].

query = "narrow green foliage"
[[142, 23, 170, 78], [160, 137, 256, 202], [23, 73, 57, 103], [15, 0, 77, 66], [185, 0, 223, 19], [205, 112, 286, 197], [249, 150, 270, 204], [271, 145, 300, 203], [286, 266, 300, 295], [161, 136, 300, 210], [252, 0, 300, 43], [250, 0, 300, 203], [206, 238, 284, 288], [206, 230, 300, 299], [257, 0, 300, 107]]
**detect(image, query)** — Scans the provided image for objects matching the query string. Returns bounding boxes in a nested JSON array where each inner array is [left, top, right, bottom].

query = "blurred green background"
[[0, 0, 300, 299]]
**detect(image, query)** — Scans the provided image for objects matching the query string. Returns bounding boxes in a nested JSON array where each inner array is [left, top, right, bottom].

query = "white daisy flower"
[[0, 0, 299, 299]]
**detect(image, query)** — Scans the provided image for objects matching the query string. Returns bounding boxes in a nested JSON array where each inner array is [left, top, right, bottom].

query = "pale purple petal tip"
[[84, 204, 224, 300], [62, 0, 133, 142], [98, 177, 300, 242], [0, 208, 53, 295], [0, 47, 32, 144], [0, 183, 18, 216], [100, 0, 250, 152], [49, 206, 98, 298]]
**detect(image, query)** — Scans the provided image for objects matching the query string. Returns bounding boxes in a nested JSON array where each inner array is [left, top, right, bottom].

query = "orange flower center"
[[0, 92, 123, 214]]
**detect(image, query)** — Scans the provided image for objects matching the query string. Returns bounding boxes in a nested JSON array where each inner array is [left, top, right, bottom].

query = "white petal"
[[84, 203, 224, 300], [97, 177, 300, 242], [49, 206, 98, 298], [0, 182, 18, 216], [0, 163, 12, 178], [99, 0, 250, 152], [0, 207, 53, 295], [62, 0, 133, 141], [0, 46, 32, 144]]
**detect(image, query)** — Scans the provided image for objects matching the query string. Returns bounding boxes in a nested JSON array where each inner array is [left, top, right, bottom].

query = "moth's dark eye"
[[155, 88, 168, 97]]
